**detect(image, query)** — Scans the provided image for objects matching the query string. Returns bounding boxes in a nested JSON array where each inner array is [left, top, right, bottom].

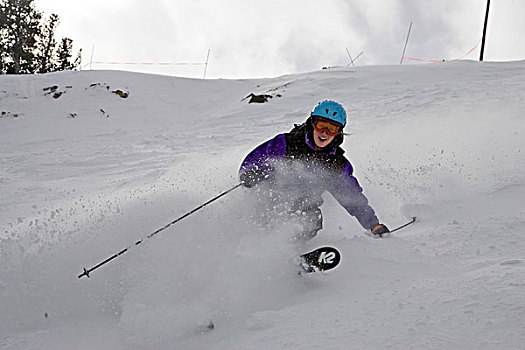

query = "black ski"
[[298, 246, 341, 273]]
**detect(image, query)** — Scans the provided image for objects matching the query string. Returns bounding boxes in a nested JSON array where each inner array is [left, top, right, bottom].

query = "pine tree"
[[0, 5, 6, 73], [55, 37, 75, 71], [0, 0, 42, 74], [36, 13, 59, 73], [0, 0, 79, 74], [74, 48, 82, 69]]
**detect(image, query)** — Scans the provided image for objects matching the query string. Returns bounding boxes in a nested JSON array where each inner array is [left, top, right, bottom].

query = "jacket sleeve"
[[239, 134, 286, 175], [329, 161, 379, 230]]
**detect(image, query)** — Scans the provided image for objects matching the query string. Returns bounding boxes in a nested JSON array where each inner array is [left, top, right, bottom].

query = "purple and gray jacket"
[[239, 131, 379, 230]]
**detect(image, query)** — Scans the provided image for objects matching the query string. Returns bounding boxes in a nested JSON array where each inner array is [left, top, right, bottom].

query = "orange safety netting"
[[402, 38, 482, 63]]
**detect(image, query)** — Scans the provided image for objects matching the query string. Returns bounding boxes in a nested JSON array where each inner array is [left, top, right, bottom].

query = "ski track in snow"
[[1, 62, 525, 349]]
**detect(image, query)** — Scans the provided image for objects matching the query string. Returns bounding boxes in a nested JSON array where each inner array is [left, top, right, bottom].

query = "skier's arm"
[[239, 134, 286, 186], [329, 161, 380, 230]]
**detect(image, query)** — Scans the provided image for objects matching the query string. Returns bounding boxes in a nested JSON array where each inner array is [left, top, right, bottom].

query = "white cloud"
[[34, 0, 525, 78]]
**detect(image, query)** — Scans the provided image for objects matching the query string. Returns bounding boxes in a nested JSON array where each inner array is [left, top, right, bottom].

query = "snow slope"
[[1, 61, 524, 349]]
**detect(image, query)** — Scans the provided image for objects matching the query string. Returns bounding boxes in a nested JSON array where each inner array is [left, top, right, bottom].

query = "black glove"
[[371, 223, 389, 237], [240, 168, 267, 188]]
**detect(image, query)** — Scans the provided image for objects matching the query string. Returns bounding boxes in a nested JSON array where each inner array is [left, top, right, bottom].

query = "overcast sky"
[[34, 0, 525, 79]]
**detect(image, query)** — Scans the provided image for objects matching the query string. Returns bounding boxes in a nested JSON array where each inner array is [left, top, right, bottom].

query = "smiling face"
[[313, 128, 336, 148], [311, 116, 342, 149]]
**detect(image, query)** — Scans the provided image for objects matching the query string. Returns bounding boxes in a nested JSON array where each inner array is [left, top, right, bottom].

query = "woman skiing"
[[239, 100, 389, 240]]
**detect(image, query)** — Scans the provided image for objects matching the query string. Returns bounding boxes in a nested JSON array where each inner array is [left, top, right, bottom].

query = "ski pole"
[[389, 216, 417, 233], [78, 183, 243, 279]]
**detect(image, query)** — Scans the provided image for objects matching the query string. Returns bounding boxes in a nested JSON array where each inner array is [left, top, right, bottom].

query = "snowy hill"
[[1, 61, 524, 349]]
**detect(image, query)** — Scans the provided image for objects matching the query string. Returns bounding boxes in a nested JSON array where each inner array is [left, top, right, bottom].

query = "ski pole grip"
[[389, 217, 417, 233]]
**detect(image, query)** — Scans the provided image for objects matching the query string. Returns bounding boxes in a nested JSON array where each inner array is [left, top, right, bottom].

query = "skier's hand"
[[240, 168, 267, 188], [371, 224, 389, 237]]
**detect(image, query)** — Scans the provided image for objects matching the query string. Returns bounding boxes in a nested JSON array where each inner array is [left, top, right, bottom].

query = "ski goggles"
[[311, 117, 342, 136]]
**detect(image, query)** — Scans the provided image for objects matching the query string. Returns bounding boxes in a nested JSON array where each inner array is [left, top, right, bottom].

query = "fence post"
[[479, 0, 490, 61], [345, 48, 354, 67], [203, 49, 211, 79], [400, 22, 412, 65], [89, 44, 94, 70]]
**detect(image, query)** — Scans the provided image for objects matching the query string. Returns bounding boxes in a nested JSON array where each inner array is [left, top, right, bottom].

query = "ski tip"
[[299, 246, 341, 273]]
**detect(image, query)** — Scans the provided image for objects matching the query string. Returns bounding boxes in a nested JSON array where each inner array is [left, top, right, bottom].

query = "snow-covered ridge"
[[1, 61, 524, 349]]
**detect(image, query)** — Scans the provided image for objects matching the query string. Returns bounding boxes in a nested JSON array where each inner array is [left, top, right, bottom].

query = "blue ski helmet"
[[311, 100, 347, 127]]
